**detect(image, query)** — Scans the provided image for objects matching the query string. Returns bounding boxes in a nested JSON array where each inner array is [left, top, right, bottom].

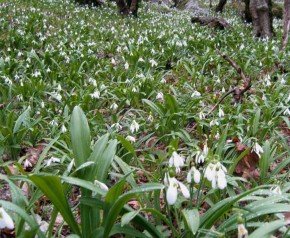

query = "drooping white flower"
[[156, 92, 164, 101], [149, 59, 158, 67], [204, 162, 227, 190], [195, 151, 205, 164], [218, 108, 224, 118], [252, 142, 263, 158], [23, 159, 32, 169], [191, 90, 201, 98], [283, 108, 290, 116], [94, 180, 109, 191], [164, 174, 190, 205], [270, 185, 282, 195], [124, 62, 129, 70], [90, 90, 100, 99], [110, 102, 118, 110], [111, 58, 116, 66], [238, 224, 248, 238], [169, 152, 185, 173], [60, 124, 67, 133], [126, 135, 136, 143], [187, 166, 201, 184], [45, 157, 60, 167], [0, 207, 14, 230], [130, 120, 140, 133]]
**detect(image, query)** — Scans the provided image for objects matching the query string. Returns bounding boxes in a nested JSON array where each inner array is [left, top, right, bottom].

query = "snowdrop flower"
[[238, 223, 248, 238], [218, 108, 224, 118], [110, 102, 118, 110], [126, 135, 136, 143], [90, 90, 100, 99], [94, 180, 109, 192], [283, 108, 290, 116], [147, 114, 154, 123], [187, 166, 201, 183], [252, 142, 263, 158], [204, 162, 227, 189], [169, 152, 185, 173], [138, 57, 144, 62], [51, 91, 62, 101], [124, 62, 129, 70], [61, 125, 67, 133], [0, 207, 14, 230], [149, 59, 158, 67], [130, 120, 140, 133], [195, 151, 206, 164], [45, 157, 60, 167], [199, 111, 205, 120], [111, 123, 122, 131], [270, 185, 282, 195], [23, 159, 32, 169], [156, 92, 164, 101], [209, 119, 219, 127], [191, 90, 201, 98], [32, 70, 41, 77], [164, 174, 190, 205]]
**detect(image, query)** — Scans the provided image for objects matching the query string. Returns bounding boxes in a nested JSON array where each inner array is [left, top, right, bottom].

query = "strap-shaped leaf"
[[29, 175, 81, 235], [70, 106, 91, 168], [182, 209, 200, 235]]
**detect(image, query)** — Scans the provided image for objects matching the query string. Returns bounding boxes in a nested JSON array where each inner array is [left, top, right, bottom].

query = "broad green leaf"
[[29, 175, 81, 235], [13, 107, 30, 133], [70, 106, 91, 167], [142, 99, 164, 116], [61, 176, 106, 196], [249, 220, 287, 238], [110, 224, 147, 238], [121, 210, 140, 227], [103, 183, 164, 238], [182, 209, 199, 235]]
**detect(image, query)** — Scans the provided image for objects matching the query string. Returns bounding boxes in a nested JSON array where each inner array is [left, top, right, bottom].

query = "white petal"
[[166, 185, 178, 205], [194, 169, 201, 184], [178, 182, 190, 199], [94, 180, 109, 191], [186, 172, 192, 183], [0, 208, 14, 230], [211, 176, 217, 189]]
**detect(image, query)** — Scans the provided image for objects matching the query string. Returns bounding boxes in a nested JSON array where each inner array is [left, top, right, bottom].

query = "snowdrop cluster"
[[169, 151, 185, 173], [204, 162, 227, 190]]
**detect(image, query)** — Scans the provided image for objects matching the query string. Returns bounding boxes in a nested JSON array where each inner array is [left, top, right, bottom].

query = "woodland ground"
[[0, 0, 289, 237]]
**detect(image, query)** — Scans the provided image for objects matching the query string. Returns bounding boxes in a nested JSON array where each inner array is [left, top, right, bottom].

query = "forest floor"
[[0, 0, 289, 237]]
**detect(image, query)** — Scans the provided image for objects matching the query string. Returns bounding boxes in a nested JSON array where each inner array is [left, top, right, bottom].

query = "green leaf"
[[0, 200, 41, 237], [117, 135, 137, 157], [103, 183, 164, 238], [249, 220, 287, 238], [142, 99, 164, 116], [70, 106, 91, 168], [29, 175, 81, 235], [13, 107, 30, 133], [110, 224, 147, 238], [61, 176, 106, 196], [121, 210, 140, 227], [182, 209, 199, 235]]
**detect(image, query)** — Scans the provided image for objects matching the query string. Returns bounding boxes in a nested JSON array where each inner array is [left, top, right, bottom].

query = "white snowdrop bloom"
[[204, 162, 227, 189], [32, 70, 41, 77], [110, 102, 118, 110], [199, 111, 205, 120], [94, 180, 109, 191], [45, 157, 60, 167], [111, 58, 116, 66], [138, 57, 145, 62], [252, 142, 264, 158], [130, 120, 140, 133], [191, 90, 201, 98], [41, 101, 45, 108], [283, 108, 290, 116], [238, 224, 248, 238], [161, 78, 166, 83], [164, 174, 190, 205], [126, 135, 136, 143], [51, 91, 62, 101], [169, 152, 185, 173], [49, 120, 58, 127], [34, 214, 49, 233], [281, 77, 286, 84], [124, 62, 129, 70], [195, 151, 205, 164], [57, 84, 62, 91], [209, 119, 219, 127], [218, 108, 224, 118], [111, 123, 122, 131], [23, 159, 32, 169], [90, 90, 100, 99], [149, 59, 158, 67], [156, 92, 164, 101], [270, 186, 282, 195], [187, 166, 201, 184], [46, 67, 51, 73], [147, 114, 154, 123], [61, 125, 67, 133], [0, 207, 14, 230], [215, 132, 220, 140]]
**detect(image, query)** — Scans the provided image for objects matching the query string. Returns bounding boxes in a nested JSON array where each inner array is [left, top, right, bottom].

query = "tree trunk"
[[250, 0, 273, 38], [282, 0, 290, 49], [116, 0, 129, 14], [215, 0, 227, 13], [244, 0, 252, 22]]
